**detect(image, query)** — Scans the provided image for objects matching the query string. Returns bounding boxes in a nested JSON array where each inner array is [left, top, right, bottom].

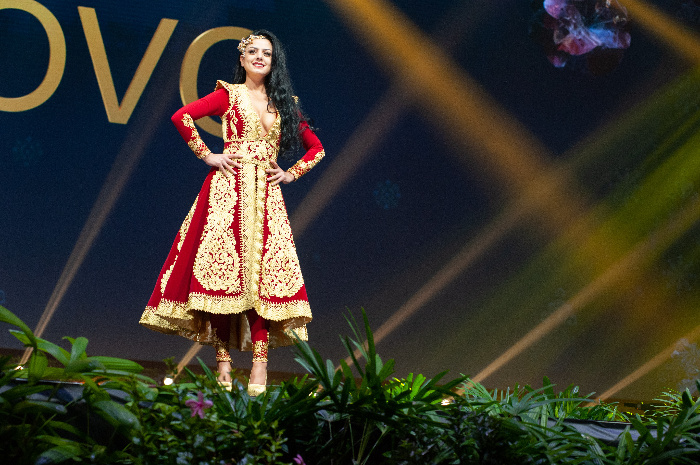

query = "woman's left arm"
[[288, 121, 325, 180], [267, 120, 325, 185]]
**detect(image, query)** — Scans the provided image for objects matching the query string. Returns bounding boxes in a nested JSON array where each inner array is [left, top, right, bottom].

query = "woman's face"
[[240, 38, 273, 79]]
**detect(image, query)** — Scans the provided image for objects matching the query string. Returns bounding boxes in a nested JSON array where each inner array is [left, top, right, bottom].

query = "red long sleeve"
[[288, 120, 325, 180], [171, 88, 229, 158], [171, 87, 324, 176]]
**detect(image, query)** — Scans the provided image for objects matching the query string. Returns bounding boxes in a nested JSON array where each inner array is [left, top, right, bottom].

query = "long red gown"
[[140, 81, 324, 351]]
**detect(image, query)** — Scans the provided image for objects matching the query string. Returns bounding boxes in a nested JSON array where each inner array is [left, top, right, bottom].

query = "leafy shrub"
[[2, 304, 700, 464]]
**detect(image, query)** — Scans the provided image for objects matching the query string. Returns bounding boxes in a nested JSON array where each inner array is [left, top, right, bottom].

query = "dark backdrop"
[[2, 0, 700, 400]]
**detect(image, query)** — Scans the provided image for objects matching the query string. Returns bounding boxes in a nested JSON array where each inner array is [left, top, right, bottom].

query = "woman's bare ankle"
[[250, 361, 267, 385], [217, 361, 232, 383]]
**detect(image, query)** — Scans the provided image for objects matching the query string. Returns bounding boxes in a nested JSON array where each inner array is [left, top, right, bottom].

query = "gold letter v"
[[78, 7, 177, 124]]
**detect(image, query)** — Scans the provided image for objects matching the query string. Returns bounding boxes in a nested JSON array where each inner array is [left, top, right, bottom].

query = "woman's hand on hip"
[[266, 161, 294, 185], [203, 153, 242, 176]]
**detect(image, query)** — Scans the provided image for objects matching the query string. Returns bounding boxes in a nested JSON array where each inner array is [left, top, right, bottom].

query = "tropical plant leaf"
[[13, 399, 67, 415], [1, 383, 54, 402], [80, 375, 108, 400], [64, 358, 104, 374], [0, 305, 37, 348], [93, 399, 141, 431], [36, 367, 67, 380], [89, 356, 143, 373], [35, 443, 83, 464], [46, 420, 86, 439], [65, 336, 89, 364], [9, 330, 70, 365], [28, 349, 49, 383]]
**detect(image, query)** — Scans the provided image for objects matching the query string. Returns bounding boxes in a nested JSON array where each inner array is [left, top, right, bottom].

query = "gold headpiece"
[[238, 34, 267, 54]]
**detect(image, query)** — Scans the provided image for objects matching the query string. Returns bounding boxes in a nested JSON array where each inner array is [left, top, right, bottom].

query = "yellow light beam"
[[20, 79, 176, 365], [624, 0, 700, 64], [174, 339, 205, 379], [191, 4, 483, 371], [325, 0, 597, 368], [291, 1, 488, 237], [595, 323, 700, 402], [323, 0, 566, 203], [341, 203, 527, 367], [330, 0, 700, 377], [470, 194, 700, 385]]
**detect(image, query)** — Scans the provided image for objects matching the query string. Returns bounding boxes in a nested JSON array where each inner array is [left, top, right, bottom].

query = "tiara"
[[238, 34, 267, 54]]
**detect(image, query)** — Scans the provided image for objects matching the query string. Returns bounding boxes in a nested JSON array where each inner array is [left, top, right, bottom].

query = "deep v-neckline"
[[243, 87, 278, 138]]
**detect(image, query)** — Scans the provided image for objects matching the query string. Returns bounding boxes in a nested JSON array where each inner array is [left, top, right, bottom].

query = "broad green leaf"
[[80, 375, 111, 402], [373, 354, 383, 376], [13, 400, 67, 415], [410, 375, 424, 399], [40, 367, 69, 380], [46, 420, 85, 438], [0, 305, 37, 348], [542, 376, 555, 398], [64, 358, 103, 374], [36, 443, 83, 464], [0, 384, 53, 402], [377, 358, 395, 381], [67, 336, 89, 363], [682, 389, 694, 409], [28, 350, 48, 382], [90, 356, 143, 373], [34, 434, 79, 447], [93, 400, 141, 430], [136, 384, 159, 402], [9, 330, 70, 365]]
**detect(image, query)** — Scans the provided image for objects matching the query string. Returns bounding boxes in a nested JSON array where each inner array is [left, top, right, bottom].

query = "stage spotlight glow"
[[292, 1, 483, 237], [20, 68, 179, 366], [347, 62, 700, 386], [343, 205, 526, 366], [471, 194, 700, 386], [595, 324, 700, 402], [174, 340, 206, 379], [328, 0, 604, 369], [623, 0, 700, 64]]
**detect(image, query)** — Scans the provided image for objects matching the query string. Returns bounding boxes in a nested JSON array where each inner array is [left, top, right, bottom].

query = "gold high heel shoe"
[[247, 377, 267, 396]]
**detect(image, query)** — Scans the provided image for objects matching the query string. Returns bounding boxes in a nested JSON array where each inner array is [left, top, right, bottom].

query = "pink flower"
[[292, 454, 306, 465], [185, 391, 213, 419]]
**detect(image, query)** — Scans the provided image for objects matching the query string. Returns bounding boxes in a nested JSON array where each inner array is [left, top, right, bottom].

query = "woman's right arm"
[[171, 89, 241, 175]]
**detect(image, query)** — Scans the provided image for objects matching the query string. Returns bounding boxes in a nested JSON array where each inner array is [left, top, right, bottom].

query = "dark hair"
[[233, 29, 302, 158]]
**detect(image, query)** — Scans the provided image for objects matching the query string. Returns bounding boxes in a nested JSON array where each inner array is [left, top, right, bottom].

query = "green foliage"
[[0, 305, 144, 464], [2, 304, 700, 464], [461, 375, 629, 422], [652, 386, 700, 419]]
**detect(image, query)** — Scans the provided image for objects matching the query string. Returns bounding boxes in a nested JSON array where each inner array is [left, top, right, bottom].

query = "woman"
[[140, 30, 324, 396]]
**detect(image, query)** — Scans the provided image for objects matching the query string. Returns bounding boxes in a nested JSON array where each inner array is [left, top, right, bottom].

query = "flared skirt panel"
[[140, 165, 311, 351]]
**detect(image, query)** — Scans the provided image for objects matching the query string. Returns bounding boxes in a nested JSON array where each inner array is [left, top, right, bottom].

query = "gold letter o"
[[0, 0, 66, 112], [180, 26, 251, 137]]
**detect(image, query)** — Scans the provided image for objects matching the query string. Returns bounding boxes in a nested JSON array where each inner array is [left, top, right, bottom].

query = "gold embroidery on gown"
[[261, 186, 304, 298], [140, 82, 316, 351], [193, 173, 241, 293]]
